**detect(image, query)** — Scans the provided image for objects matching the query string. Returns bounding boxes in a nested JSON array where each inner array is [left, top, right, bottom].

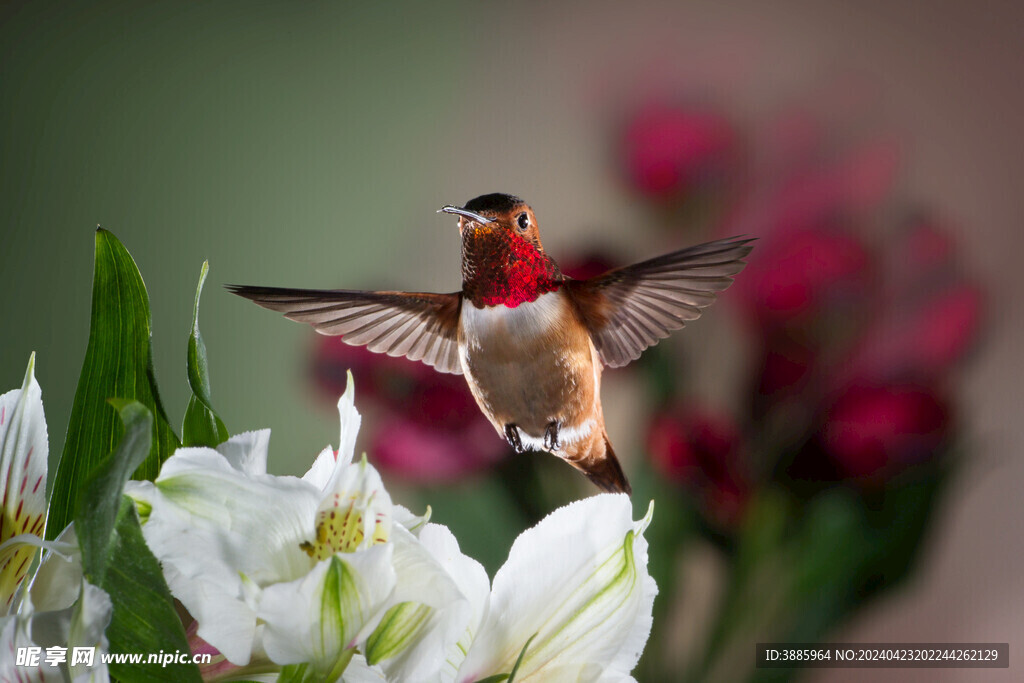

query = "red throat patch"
[[462, 228, 561, 307]]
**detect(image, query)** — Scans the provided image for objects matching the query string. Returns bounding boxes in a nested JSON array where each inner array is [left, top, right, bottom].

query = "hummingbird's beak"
[[438, 205, 494, 224]]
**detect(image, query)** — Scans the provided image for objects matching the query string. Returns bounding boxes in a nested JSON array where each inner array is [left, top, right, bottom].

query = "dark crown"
[[463, 193, 524, 214]]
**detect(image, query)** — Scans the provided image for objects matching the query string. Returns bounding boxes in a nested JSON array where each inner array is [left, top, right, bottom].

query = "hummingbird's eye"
[[516, 212, 530, 231]]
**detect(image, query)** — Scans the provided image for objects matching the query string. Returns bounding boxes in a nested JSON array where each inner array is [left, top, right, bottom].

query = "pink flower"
[[819, 383, 951, 478], [622, 103, 739, 200]]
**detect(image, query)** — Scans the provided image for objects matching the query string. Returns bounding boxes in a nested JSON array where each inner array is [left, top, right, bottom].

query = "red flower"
[[737, 225, 871, 329], [838, 218, 984, 385], [755, 339, 816, 399], [843, 283, 984, 385], [647, 406, 750, 527], [907, 285, 984, 371], [819, 384, 951, 478], [622, 104, 739, 201]]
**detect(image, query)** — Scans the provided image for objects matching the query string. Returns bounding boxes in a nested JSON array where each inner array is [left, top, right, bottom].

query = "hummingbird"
[[228, 193, 753, 494]]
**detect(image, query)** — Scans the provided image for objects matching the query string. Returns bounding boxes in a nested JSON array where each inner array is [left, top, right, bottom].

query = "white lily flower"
[[0, 357, 114, 682], [456, 494, 657, 683], [1, 515, 113, 682], [127, 373, 470, 679], [1, 576, 113, 683], [0, 354, 50, 616]]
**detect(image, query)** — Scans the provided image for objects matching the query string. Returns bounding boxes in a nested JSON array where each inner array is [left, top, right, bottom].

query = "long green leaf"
[[76, 400, 199, 682], [99, 498, 202, 682], [182, 260, 228, 447], [48, 228, 180, 539], [76, 399, 152, 586]]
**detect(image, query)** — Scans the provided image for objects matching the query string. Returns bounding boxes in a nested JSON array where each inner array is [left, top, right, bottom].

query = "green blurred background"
[[3, 2, 1022, 681], [3, 1, 474, 470]]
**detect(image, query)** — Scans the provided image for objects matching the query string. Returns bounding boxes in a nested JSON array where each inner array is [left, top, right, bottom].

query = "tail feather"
[[564, 430, 632, 495]]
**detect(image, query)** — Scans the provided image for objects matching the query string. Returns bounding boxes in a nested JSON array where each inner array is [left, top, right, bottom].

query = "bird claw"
[[544, 421, 561, 451], [504, 424, 525, 453]]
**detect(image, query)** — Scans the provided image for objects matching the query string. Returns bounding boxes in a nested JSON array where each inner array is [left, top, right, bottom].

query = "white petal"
[[341, 652, 387, 682], [258, 544, 396, 673], [457, 494, 656, 682], [28, 524, 83, 612], [302, 445, 340, 490], [215, 429, 271, 475], [302, 372, 363, 491], [537, 663, 637, 682], [0, 354, 49, 616], [159, 559, 260, 666], [136, 447, 321, 664], [336, 371, 361, 469], [418, 524, 490, 682], [67, 580, 113, 682], [0, 531, 77, 615], [149, 448, 318, 583], [0, 578, 112, 683], [0, 600, 62, 682], [392, 504, 432, 536], [363, 525, 473, 681]]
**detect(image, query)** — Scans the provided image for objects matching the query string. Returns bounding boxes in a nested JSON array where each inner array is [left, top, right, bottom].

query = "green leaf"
[[97, 498, 202, 682], [76, 399, 153, 586], [861, 464, 948, 594], [775, 467, 948, 648], [182, 260, 228, 448], [48, 228, 180, 540], [506, 632, 537, 683], [75, 401, 198, 682]]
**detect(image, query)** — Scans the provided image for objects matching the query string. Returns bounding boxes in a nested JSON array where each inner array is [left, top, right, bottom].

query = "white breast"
[[459, 290, 566, 352]]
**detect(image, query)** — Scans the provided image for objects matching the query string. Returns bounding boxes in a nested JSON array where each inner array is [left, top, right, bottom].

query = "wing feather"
[[227, 285, 464, 374], [566, 236, 755, 367]]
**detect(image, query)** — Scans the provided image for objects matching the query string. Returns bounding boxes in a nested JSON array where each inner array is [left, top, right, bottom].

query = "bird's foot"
[[544, 421, 561, 451], [504, 424, 525, 453]]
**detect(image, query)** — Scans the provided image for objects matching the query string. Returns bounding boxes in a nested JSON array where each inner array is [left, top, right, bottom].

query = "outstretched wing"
[[227, 285, 464, 374], [565, 236, 755, 368]]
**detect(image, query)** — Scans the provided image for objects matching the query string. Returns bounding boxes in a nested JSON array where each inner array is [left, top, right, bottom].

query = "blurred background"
[[1, 1, 1021, 680]]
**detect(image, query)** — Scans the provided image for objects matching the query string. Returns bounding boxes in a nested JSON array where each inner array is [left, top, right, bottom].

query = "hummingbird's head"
[[439, 193, 544, 249], [439, 193, 560, 308]]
